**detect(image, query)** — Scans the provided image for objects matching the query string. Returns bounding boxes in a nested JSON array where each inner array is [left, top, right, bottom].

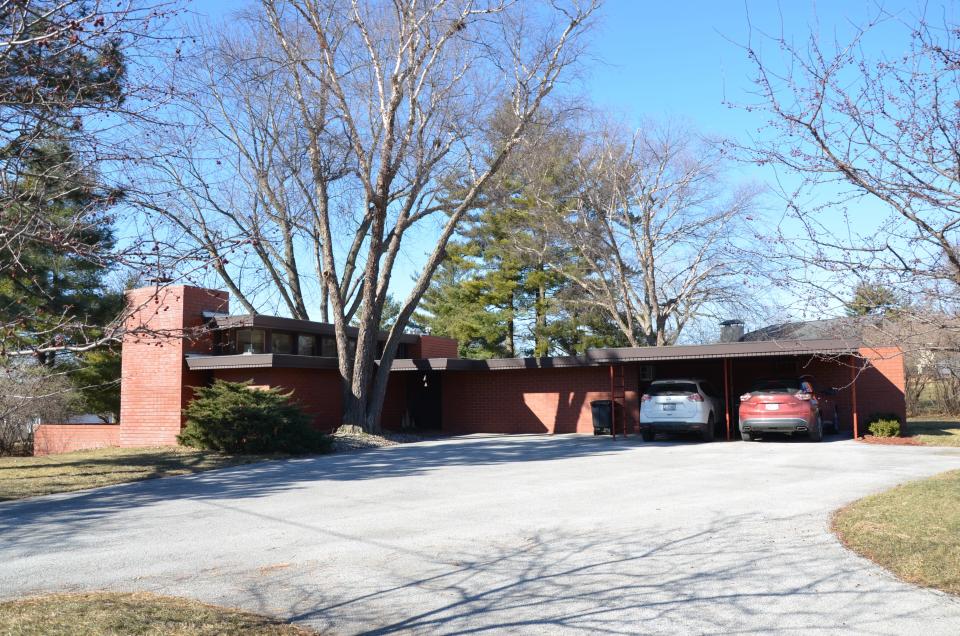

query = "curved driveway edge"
[[2, 435, 959, 634]]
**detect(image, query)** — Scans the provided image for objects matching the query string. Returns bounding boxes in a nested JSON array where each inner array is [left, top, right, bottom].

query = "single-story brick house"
[[34, 285, 907, 454]]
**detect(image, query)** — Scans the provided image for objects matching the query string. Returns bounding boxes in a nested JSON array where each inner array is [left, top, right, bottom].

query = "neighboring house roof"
[[739, 316, 881, 343]]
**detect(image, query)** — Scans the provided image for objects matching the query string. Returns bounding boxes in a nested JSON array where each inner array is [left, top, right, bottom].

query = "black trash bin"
[[591, 399, 612, 435]]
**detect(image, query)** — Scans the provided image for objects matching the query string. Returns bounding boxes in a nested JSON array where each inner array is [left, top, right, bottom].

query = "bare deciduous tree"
[[0, 362, 78, 455], [279, 0, 596, 433], [733, 8, 960, 414], [550, 121, 759, 346], [741, 9, 960, 338], [137, 14, 354, 321], [152, 0, 597, 433]]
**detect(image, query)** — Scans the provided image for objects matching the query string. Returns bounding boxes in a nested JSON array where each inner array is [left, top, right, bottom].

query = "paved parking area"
[[2, 435, 960, 634]]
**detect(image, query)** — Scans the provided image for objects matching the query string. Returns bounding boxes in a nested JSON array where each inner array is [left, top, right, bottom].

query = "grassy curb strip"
[[0, 592, 313, 635], [833, 469, 960, 596], [0, 447, 276, 501]]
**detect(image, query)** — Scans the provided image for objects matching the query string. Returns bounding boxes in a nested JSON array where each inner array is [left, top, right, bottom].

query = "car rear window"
[[648, 382, 698, 396], [749, 379, 801, 394]]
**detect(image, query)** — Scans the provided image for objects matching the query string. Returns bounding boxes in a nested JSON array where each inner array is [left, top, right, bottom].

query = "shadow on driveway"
[[233, 514, 949, 635], [0, 435, 646, 544]]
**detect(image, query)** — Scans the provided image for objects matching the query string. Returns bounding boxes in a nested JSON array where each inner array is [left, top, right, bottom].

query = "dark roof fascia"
[[388, 339, 865, 372], [186, 339, 865, 373], [209, 314, 418, 344]]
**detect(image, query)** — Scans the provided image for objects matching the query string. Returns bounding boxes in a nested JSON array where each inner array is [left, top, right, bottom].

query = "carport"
[[391, 339, 906, 438], [632, 341, 869, 440]]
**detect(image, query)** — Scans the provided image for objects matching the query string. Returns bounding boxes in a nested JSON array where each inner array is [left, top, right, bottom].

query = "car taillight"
[[740, 393, 752, 401], [641, 394, 651, 402], [687, 393, 704, 402], [795, 391, 812, 401]]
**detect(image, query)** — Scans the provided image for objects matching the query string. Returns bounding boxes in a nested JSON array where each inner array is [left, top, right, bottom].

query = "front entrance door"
[[406, 371, 442, 430]]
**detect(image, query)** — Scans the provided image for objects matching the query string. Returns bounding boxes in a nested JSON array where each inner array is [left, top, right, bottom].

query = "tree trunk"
[[347, 321, 382, 434], [340, 378, 368, 435], [535, 269, 548, 356], [365, 361, 392, 434], [507, 290, 516, 357]]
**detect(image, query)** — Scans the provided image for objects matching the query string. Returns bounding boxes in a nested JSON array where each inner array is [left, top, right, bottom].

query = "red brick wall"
[[380, 374, 408, 427], [212, 368, 409, 431], [33, 424, 120, 456], [214, 368, 343, 431], [856, 346, 907, 429], [119, 286, 228, 447], [441, 366, 639, 435], [410, 335, 459, 359]]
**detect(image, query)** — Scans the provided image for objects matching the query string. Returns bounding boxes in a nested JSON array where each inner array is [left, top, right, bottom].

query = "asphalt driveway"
[[2, 435, 959, 634]]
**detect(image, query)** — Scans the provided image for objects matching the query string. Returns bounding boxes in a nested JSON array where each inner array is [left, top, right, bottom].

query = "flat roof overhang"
[[185, 338, 863, 372], [390, 338, 862, 371]]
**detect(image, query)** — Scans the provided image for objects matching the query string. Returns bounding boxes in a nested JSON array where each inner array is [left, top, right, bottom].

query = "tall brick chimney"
[[119, 286, 228, 447]]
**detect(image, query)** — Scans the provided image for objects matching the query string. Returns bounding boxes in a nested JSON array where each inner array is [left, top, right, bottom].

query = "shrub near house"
[[178, 380, 332, 454], [867, 413, 903, 438]]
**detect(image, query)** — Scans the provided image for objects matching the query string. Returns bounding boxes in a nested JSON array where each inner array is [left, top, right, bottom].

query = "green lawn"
[[0, 592, 313, 635], [0, 447, 276, 501], [906, 419, 960, 447], [833, 469, 960, 596]]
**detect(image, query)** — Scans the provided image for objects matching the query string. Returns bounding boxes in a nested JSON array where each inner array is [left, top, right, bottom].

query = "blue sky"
[[187, 0, 909, 147], [176, 0, 940, 322], [584, 1, 936, 138]]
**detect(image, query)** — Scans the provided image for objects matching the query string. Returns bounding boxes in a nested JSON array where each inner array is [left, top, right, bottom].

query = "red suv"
[[738, 376, 839, 442]]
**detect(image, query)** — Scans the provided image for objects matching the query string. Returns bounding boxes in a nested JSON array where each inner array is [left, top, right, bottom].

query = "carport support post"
[[850, 355, 860, 439], [723, 358, 732, 441], [608, 364, 616, 440]]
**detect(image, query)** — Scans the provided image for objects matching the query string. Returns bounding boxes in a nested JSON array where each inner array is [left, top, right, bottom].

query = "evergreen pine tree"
[[417, 108, 625, 357], [845, 283, 900, 317], [1, 2, 131, 362], [0, 142, 123, 362]]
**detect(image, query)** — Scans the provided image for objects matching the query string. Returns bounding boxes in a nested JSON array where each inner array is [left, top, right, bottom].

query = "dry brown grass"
[[907, 418, 960, 447], [833, 470, 960, 596], [0, 447, 275, 501], [0, 592, 314, 635]]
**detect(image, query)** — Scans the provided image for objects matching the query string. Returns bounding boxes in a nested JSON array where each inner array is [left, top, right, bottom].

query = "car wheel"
[[809, 414, 823, 442], [701, 414, 715, 442], [741, 430, 753, 441], [642, 429, 655, 442]]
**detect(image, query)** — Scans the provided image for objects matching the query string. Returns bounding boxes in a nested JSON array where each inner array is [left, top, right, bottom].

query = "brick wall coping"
[[36, 422, 120, 426]]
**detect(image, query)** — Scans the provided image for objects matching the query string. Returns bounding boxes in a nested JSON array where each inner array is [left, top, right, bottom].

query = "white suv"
[[640, 379, 723, 442]]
